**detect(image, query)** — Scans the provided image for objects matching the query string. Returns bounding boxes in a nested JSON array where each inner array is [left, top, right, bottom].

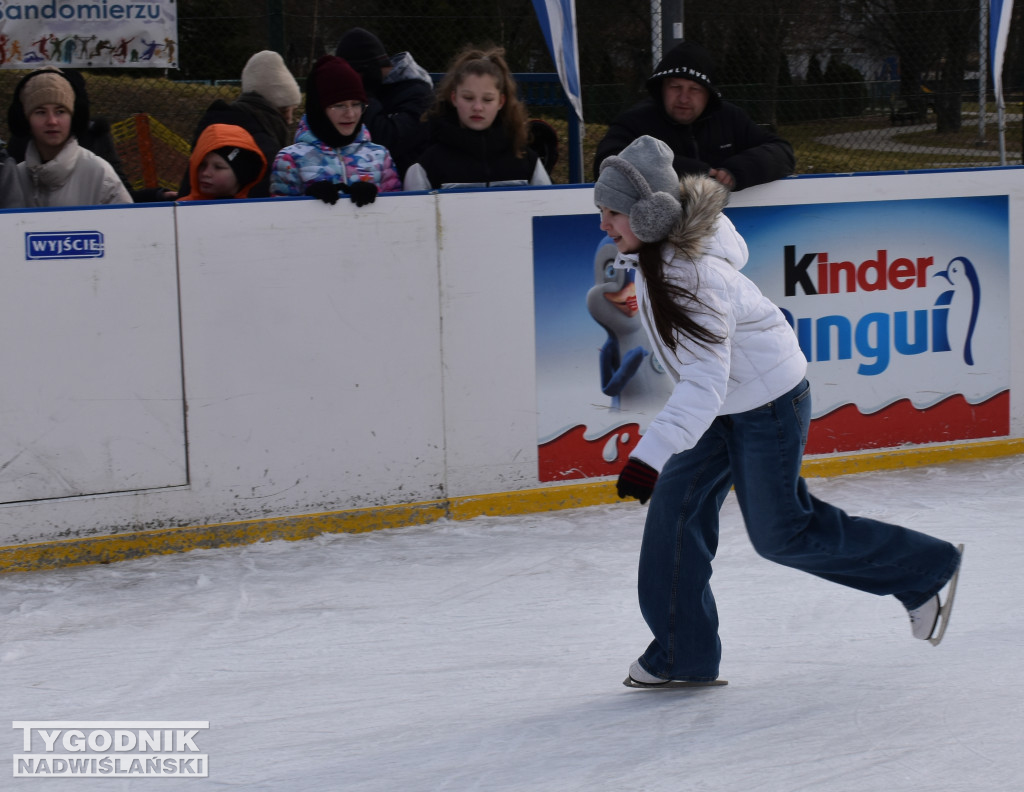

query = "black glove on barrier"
[[341, 180, 379, 207], [616, 458, 659, 504], [304, 180, 342, 205]]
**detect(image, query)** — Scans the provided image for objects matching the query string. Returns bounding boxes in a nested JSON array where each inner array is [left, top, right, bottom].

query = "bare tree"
[[847, 0, 977, 129], [933, 0, 977, 131], [686, 0, 835, 127]]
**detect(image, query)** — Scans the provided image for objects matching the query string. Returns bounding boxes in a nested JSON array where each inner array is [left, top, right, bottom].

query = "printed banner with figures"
[[533, 195, 1011, 482], [0, 1, 177, 69]]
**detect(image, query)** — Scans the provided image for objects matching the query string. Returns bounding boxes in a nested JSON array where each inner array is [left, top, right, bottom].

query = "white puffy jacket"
[[625, 175, 807, 472], [18, 138, 131, 208]]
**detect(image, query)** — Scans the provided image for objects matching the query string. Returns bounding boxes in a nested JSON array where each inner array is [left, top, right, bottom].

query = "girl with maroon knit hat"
[[270, 55, 401, 206]]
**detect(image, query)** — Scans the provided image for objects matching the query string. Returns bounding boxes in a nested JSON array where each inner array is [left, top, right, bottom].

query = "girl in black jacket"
[[403, 46, 550, 191]]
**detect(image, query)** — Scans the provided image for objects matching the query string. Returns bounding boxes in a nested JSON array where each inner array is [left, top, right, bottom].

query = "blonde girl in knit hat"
[[596, 136, 963, 689], [6, 67, 131, 207]]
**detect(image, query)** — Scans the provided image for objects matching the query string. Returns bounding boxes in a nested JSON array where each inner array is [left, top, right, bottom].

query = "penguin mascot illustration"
[[585, 237, 672, 414], [934, 256, 980, 366]]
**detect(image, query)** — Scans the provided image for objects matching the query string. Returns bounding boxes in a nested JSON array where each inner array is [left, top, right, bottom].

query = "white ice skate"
[[623, 659, 727, 689], [907, 543, 964, 646]]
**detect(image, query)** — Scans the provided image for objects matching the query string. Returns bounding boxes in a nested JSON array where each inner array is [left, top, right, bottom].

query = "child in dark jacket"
[[403, 46, 550, 191]]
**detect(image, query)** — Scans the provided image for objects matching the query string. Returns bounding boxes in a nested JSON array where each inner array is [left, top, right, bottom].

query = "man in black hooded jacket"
[[593, 41, 794, 191]]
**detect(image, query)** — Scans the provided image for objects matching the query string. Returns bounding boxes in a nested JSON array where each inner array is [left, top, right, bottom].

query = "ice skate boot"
[[907, 543, 964, 646], [623, 659, 727, 689]]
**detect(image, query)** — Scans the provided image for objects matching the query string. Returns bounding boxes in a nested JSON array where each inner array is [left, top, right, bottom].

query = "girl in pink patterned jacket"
[[270, 56, 401, 206]]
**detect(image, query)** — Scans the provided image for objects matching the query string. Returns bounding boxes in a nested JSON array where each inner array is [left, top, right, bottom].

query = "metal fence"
[[2, 0, 1020, 189]]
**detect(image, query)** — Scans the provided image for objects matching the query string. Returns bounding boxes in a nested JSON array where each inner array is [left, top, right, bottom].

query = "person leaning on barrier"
[[402, 45, 551, 191], [179, 50, 302, 199], [334, 27, 433, 179], [270, 55, 401, 206], [5, 66, 132, 208], [593, 41, 794, 191], [180, 124, 267, 202]]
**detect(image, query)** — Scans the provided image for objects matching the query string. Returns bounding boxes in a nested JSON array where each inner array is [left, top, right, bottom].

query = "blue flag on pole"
[[531, 0, 583, 120], [990, 0, 1014, 107]]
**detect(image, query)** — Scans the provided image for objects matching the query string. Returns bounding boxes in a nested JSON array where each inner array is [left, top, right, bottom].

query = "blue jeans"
[[636, 379, 962, 681]]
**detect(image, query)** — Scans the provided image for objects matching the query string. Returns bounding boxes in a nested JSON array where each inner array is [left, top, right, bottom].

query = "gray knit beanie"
[[594, 135, 681, 243], [241, 51, 302, 109]]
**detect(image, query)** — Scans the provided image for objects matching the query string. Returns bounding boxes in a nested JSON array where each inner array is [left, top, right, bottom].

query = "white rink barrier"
[[2, 168, 1023, 570]]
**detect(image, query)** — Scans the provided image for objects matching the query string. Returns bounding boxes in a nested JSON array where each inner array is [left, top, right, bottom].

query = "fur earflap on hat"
[[241, 51, 301, 109], [594, 135, 682, 243]]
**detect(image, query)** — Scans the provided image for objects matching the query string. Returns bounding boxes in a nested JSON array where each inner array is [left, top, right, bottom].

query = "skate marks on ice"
[[2, 457, 1024, 790]]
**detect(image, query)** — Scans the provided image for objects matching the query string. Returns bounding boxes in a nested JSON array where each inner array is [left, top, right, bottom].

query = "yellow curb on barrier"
[[0, 502, 447, 576], [3, 437, 1023, 575], [800, 436, 1024, 477]]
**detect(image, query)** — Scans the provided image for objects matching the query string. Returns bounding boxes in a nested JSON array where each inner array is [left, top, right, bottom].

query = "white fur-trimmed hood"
[[666, 173, 733, 262]]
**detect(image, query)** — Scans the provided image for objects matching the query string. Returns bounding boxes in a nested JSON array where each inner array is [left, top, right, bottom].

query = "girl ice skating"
[[594, 135, 963, 688]]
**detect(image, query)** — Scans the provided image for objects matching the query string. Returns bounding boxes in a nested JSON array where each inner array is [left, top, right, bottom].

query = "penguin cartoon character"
[[585, 237, 672, 413], [934, 255, 980, 366]]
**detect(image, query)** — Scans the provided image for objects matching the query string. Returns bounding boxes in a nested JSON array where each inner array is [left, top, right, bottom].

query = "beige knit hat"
[[241, 51, 301, 109], [20, 67, 75, 117]]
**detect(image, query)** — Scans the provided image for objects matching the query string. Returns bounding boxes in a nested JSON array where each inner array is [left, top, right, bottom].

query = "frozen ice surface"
[[3, 455, 1024, 791]]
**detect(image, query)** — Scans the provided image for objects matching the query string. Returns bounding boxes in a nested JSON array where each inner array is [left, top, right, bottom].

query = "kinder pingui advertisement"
[[533, 196, 1010, 482]]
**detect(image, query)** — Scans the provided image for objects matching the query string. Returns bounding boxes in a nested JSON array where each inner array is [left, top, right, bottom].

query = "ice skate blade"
[[928, 543, 964, 647], [623, 676, 728, 689]]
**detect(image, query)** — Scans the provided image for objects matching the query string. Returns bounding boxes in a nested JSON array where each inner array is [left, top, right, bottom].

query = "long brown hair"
[[428, 45, 529, 156], [637, 242, 725, 353]]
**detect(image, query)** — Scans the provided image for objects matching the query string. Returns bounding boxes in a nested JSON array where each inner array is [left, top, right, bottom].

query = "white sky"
[[2, 455, 1022, 791]]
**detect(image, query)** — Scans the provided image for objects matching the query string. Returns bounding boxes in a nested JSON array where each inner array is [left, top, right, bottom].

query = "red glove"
[[616, 458, 659, 504]]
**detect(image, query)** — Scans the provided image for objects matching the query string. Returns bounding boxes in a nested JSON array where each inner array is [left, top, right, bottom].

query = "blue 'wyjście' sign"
[[25, 231, 105, 260]]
